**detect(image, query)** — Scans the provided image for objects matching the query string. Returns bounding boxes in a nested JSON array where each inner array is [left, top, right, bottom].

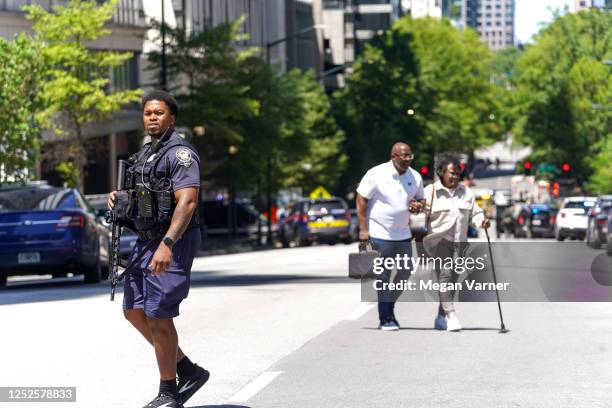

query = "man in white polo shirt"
[[356, 142, 425, 330]]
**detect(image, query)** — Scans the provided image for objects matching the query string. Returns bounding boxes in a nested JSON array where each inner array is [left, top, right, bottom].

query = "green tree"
[[334, 17, 503, 193], [512, 9, 611, 185], [147, 17, 346, 195], [24, 0, 142, 190], [146, 17, 260, 186], [0, 35, 42, 183], [238, 64, 346, 194], [588, 136, 612, 194]]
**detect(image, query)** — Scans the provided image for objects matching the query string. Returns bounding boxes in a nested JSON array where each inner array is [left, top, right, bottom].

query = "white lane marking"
[[226, 371, 283, 403], [343, 303, 375, 321]]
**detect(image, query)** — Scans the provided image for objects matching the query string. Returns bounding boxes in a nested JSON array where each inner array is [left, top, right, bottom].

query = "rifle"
[[107, 160, 128, 301], [106, 160, 164, 301]]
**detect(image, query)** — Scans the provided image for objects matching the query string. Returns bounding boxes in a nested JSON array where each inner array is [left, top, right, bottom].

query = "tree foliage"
[[0, 35, 42, 183], [24, 0, 142, 190], [512, 9, 611, 186], [147, 18, 346, 195], [334, 17, 504, 192]]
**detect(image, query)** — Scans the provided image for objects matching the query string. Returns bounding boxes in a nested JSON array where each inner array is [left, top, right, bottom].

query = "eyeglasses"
[[395, 153, 414, 160]]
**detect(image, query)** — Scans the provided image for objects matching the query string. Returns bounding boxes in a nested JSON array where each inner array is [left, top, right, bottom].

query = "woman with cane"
[[422, 154, 490, 332]]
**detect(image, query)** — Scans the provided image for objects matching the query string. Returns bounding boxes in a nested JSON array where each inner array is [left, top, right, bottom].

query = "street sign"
[[537, 163, 558, 174], [309, 186, 331, 199]]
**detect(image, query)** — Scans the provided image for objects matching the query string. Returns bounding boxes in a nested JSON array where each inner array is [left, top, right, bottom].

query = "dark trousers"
[[371, 237, 413, 322]]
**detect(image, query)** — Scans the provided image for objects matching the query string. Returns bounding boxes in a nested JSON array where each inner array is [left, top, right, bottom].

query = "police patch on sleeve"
[[175, 148, 194, 168]]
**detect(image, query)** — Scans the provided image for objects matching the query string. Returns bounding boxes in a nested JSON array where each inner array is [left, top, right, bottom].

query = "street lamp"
[[262, 24, 325, 244], [265, 24, 326, 64], [228, 145, 238, 239], [161, 0, 167, 89]]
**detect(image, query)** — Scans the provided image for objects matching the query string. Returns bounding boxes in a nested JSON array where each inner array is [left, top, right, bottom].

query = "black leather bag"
[[348, 240, 380, 280]]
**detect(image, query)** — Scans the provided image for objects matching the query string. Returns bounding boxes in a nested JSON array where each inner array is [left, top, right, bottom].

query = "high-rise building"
[[284, 0, 325, 74], [167, 0, 322, 74], [461, 0, 515, 51], [321, 0, 403, 90], [405, 0, 443, 18], [575, 0, 610, 10]]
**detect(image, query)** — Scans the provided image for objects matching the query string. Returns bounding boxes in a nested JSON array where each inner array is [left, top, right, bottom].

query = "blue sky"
[[515, 0, 574, 44]]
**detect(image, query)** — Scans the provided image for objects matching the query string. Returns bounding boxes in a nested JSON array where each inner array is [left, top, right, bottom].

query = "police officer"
[[108, 90, 208, 408]]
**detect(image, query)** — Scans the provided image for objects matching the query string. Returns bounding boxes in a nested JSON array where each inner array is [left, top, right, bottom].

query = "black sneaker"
[[143, 392, 183, 408], [178, 365, 210, 404]]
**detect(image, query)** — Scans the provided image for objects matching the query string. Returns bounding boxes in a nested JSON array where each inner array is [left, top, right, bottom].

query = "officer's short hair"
[[142, 90, 179, 117], [436, 153, 461, 178]]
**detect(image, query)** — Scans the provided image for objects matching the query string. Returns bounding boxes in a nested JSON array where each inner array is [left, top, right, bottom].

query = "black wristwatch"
[[162, 236, 175, 249]]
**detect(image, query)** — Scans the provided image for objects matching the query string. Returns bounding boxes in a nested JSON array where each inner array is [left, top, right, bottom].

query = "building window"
[[112, 53, 139, 91]]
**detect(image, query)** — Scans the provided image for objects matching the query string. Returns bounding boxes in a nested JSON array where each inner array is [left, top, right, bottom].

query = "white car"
[[555, 196, 596, 241]]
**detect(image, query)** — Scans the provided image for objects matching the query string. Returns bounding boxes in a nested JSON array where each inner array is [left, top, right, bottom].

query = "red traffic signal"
[[561, 163, 571, 173], [420, 166, 429, 175], [523, 161, 532, 171], [459, 162, 466, 172]]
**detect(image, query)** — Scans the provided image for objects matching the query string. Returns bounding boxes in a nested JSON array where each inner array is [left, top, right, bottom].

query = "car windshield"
[[564, 201, 594, 210], [307, 201, 346, 215], [0, 188, 76, 212]]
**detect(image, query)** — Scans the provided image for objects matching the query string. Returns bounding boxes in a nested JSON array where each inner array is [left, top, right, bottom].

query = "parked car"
[[200, 198, 266, 241], [511, 203, 556, 238], [585, 195, 612, 249], [554, 196, 597, 241], [0, 184, 109, 287], [607, 212, 612, 256], [278, 198, 351, 247], [348, 209, 359, 242], [86, 194, 139, 261]]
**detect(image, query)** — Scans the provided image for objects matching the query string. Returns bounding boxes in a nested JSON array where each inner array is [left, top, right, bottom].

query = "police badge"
[[176, 148, 193, 168]]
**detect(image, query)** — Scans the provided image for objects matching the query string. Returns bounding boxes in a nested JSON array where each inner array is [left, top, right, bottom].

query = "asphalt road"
[[1, 239, 611, 408]]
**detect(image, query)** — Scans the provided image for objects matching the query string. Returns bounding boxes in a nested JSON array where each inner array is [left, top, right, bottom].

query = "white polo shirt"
[[357, 161, 425, 240]]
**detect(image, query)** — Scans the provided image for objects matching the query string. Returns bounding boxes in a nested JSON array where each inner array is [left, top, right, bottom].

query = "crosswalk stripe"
[[343, 303, 375, 320], [226, 371, 283, 403]]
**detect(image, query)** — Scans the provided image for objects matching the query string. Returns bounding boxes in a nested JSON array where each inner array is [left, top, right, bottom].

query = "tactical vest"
[[123, 131, 200, 240]]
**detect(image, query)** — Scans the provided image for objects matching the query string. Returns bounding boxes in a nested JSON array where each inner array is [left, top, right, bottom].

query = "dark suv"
[[586, 195, 612, 249], [512, 203, 556, 238], [278, 198, 351, 247]]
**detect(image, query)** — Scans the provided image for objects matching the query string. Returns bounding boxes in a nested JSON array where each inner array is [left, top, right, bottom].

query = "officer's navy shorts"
[[123, 228, 201, 319]]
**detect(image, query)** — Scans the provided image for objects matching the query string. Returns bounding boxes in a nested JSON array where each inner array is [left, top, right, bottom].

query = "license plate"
[[532, 219, 542, 226], [18, 252, 40, 264], [323, 215, 334, 222], [308, 220, 349, 228]]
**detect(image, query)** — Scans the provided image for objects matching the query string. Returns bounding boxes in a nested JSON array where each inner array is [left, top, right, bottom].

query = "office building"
[[405, 0, 443, 18], [461, 0, 515, 50], [321, 0, 402, 90], [1, 0, 147, 193], [575, 0, 610, 10]]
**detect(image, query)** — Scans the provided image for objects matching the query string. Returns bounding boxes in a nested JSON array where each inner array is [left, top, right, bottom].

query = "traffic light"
[[523, 160, 532, 174], [561, 162, 571, 173], [420, 165, 429, 176]]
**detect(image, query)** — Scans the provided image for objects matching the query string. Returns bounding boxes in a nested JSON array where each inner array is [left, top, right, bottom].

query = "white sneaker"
[[446, 312, 462, 332]]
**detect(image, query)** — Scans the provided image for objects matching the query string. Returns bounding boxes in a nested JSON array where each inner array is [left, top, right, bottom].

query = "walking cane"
[[484, 227, 509, 334]]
